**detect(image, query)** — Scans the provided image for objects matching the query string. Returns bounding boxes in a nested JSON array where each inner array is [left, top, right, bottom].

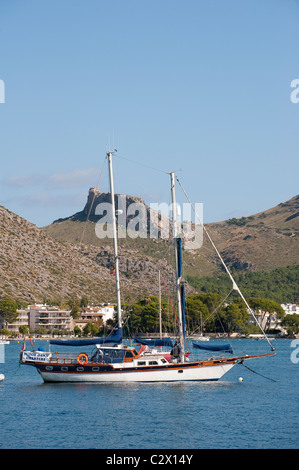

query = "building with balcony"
[[27, 304, 73, 332], [0, 309, 29, 334], [74, 304, 115, 332]]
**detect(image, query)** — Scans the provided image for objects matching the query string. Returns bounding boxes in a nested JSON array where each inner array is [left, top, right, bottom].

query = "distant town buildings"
[[0, 303, 115, 335], [73, 304, 114, 332], [281, 303, 299, 315], [0, 302, 298, 337], [4, 308, 29, 334], [250, 303, 299, 334]]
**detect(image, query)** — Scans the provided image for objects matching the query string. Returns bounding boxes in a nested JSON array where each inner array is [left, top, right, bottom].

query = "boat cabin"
[[91, 345, 170, 367], [92, 346, 140, 364]]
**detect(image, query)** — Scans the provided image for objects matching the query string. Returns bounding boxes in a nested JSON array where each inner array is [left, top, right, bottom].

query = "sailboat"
[[194, 312, 210, 341], [20, 151, 275, 383]]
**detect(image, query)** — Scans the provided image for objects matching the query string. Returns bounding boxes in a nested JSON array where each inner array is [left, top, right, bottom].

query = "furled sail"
[[134, 337, 173, 347], [50, 328, 123, 346], [193, 341, 234, 354], [177, 237, 186, 339]]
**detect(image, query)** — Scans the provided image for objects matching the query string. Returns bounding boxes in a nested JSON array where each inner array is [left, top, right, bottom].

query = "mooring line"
[[240, 360, 277, 382]]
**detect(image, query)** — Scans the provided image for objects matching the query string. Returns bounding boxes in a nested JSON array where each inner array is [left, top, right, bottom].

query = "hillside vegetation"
[[186, 265, 299, 304]]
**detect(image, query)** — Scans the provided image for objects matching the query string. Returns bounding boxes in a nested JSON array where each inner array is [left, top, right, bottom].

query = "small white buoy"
[[238, 377, 243, 382], [0, 374, 5, 381]]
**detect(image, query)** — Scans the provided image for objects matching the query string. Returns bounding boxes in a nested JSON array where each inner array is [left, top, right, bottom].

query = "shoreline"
[[1, 334, 296, 342]]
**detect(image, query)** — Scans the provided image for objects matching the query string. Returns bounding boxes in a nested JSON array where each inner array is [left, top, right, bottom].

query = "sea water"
[[0, 339, 298, 449]]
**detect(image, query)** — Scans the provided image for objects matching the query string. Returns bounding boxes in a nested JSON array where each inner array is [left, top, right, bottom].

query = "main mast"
[[170, 172, 185, 362], [107, 151, 122, 332]]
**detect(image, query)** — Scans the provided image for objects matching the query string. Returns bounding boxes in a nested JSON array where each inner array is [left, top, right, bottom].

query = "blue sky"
[[0, 0, 298, 227]]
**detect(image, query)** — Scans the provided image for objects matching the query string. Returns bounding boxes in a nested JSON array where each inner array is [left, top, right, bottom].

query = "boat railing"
[[49, 353, 81, 364], [49, 352, 114, 365]]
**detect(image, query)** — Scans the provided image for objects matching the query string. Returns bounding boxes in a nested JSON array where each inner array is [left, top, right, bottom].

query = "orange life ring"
[[77, 353, 88, 365]]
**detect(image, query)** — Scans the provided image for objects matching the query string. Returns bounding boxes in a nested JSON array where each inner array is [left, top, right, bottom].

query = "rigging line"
[[113, 153, 169, 175], [215, 310, 234, 352], [188, 289, 234, 337], [239, 360, 277, 382], [176, 176, 275, 352], [79, 156, 107, 246]]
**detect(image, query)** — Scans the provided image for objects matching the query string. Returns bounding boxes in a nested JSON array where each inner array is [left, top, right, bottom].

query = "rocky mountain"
[[198, 194, 299, 275], [0, 190, 298, 305], [0, 204, 177, 304]]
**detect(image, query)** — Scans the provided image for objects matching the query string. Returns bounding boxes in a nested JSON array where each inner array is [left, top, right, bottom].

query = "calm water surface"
[[0, 339, 298, 449]]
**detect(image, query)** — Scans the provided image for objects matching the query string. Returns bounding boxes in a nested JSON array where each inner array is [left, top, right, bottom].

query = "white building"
[[74, 304, 115, 331], [281, 304, 299, 315], [0, 309, 29, 334], [27, 304, 73, 332]]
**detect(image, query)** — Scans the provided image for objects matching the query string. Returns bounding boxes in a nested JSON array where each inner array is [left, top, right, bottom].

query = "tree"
[[1, 328, 10, 336], [124, 296, 174, 334], [281, 314, 299, 337], [66, 298, 80, 318], [0, 299, 18, 323], [70, 304, 80, 318], [80, 296, 89, 308], [35, 327, 48, 335], [220, 303, 250, 335], [185, 293, 225, 333], [186, 265, 299, 304], [19, 325, 29, 335], [74, 326, 81, 337], [185, 294, 251, 335], [248, 297, 284, 318], [185, 295, 210, 334], [83, 322, 99, 337]]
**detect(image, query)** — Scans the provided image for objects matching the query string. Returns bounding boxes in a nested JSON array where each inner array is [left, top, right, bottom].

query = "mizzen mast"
[[170, 171, 185, 362]]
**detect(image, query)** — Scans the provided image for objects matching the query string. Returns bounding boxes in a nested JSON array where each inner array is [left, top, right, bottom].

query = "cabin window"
[[45, 366, 53, 371], [101, 348, 125, 363], [149, 361, 158, 365], [61, 366, 68, 371], [137, 361, 146, 366], [76, 367, 84, 371], [178, 370, 183, 373], [92, 367, 99, 371], [125, 351, 134, 358]]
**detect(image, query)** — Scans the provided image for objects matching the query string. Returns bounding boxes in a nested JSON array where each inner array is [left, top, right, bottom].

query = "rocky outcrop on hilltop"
[[45, 192, 299, 278], [54, 187, 174, 239]]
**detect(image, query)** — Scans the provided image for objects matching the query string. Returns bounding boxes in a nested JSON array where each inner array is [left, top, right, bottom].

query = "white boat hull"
[[38, 361, 236, 383]]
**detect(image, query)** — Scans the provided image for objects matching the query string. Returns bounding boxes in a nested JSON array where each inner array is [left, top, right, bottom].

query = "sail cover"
[[177, 237, 186, 339], [134, 337, 173, 347], [50, 328, 123, 346], [193, 341, 234, 354]]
